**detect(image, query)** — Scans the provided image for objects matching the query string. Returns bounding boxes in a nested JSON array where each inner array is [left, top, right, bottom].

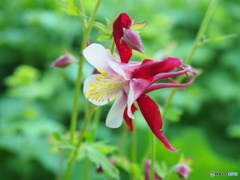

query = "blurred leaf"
[[61, 0, 79, 16], [52, 132, 62, 141], [202, 34, 237, 45], [89, 141, 118, 154], [86, 147, 119, 179], [92, 22, 111, 35], [155, 161, 168, 179], [165, 107, 183, 122], [105, 18, 113, 30], [4, 65, 39, 87], [226, 124, 240, 138], [97, 34, 112, 41]]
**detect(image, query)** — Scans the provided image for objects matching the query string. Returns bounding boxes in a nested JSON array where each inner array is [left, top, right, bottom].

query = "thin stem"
[[150, 134, 156, 180], [64, 105, 96, 180], [78, 0, 87, 29], [111, 39, 115, 54], [91, 107, 101, 141], [112, 0, 121, 20], [56, 150, 64, 180], [164, 165, 176, 180], [131, 126, 137, 164], [130, 123, 137, 180], [69, 0, 102, 144], [118, 124, 129, 154], [162, 0, 219, 117], [84, 158, 91, 180]]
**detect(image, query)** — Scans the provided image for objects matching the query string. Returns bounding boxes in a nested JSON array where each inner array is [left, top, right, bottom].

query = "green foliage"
[[91, 20, 113, 41], [0, 0, 239, 180], [78, 142, 119, 179]]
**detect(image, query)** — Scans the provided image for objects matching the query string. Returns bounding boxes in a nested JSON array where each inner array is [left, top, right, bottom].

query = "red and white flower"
[[83, 43, 196, 152]]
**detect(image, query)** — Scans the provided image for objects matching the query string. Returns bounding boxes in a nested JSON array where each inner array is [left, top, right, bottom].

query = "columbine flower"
[[113, 13, 147, 62], [83, 43, 196, 152], [51, 54, 74, 68], [176, 164, 190, 179]]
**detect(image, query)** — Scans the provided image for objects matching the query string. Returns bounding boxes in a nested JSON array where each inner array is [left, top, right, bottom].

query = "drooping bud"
[[51, 55, 74, 68], [176, 163, 190, 179], [122, 29, 144, 54]]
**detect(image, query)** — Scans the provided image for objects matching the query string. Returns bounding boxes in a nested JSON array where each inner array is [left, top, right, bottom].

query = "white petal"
[[83, 44, 115, 74], [106, 50, 128, 79], [106, 92, 127, 128], [127, 79, 152, 118], [83, 74, 115, 106]]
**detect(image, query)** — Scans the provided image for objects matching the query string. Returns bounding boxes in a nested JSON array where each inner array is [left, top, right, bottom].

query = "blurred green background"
[[0, 0, 239, 180]]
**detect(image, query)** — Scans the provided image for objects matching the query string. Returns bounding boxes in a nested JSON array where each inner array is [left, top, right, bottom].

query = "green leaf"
[[226, 124, 240, 138], [202, 34, 237, 45], [97, 34, 112, 41], [54, 143, 76, 150], [61, 0, 79, 16], [52, 132, 62, 141], [86, 147, 119, 179], [165, 107, 183, 122], [155, 161, 168, 179], [89, 141, 118, 154], [105, 18, 113, 30], [92, 22, 111, 35]]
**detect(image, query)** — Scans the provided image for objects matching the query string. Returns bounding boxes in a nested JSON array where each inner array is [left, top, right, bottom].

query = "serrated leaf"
[[92, 22, 111, 35], [61, 0, 79, 16], [97, 34, 112, 41], [87, 147, 119, 179], [131, 20, 148, 30]]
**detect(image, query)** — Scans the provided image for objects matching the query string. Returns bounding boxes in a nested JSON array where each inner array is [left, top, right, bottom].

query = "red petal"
[[132, 57, 182, 80], [113, 13, 132, 63], [123, 103, 138, 131], [137, 94, 179, 152], [145, 76, 196, 93]]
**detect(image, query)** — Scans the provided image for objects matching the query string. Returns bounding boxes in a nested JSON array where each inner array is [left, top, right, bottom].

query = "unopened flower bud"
[[51, 55, 74, 68], [122, 29, 144, 54], [176, 163, 190, 179]]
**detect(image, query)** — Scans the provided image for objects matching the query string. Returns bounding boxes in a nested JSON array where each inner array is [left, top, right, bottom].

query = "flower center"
[[85, 70, 126, 103]]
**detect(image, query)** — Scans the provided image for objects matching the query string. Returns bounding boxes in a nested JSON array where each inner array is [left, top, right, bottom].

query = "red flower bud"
[[122, 29, 144, 54], [51, 55, 74, 68], [176, 164, 190, 179]]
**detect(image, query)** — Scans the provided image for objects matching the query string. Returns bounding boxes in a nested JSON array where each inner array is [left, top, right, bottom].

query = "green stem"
[[130, 123, 137, 180], [78, 0, 87, 29], [111, 39, 115, 54], [69, 0, 102, 144], [64, 105, 96, 180], [56, 150, 64, 180], [118, 124, 129, 154], [91, 107, 101, 141], [164, 165, 176, 180], [150, 134, 156, 180], [162, 0, 219, 117], [112, 0, 121, 20], [84, 158, 91, 180]]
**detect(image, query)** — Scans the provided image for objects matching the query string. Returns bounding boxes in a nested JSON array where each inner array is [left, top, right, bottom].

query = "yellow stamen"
[[85, 70, 126, 103]]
